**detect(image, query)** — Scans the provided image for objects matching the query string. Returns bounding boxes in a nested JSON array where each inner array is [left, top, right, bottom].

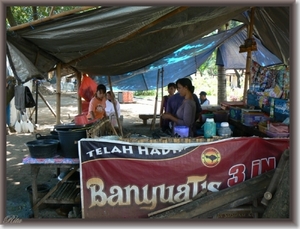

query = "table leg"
[[31, 165, 40, 218]]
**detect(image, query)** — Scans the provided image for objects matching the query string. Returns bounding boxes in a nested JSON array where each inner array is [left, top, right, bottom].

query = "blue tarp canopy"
[[93, 25, 282, 91]]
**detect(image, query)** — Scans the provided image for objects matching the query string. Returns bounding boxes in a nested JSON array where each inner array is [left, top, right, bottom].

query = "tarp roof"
[[6, 6, 290, 90]]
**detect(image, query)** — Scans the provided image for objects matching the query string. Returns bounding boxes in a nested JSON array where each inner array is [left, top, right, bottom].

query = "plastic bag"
[[25, 86, 36, 108], [78, 74, 97, 102], [14, 120, 22, 133]]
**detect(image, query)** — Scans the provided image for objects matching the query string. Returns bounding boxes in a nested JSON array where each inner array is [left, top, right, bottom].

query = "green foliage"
[[134, 90, 156, 96], [6, 6, 78, 27]]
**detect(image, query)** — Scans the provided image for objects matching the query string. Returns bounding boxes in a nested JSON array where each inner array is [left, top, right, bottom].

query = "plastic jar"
[[218, 122, 232, 137], [204, 118, 216, 138]]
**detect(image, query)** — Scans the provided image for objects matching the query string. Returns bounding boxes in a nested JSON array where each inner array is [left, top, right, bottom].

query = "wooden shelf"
[[44, 181, 80, 204]]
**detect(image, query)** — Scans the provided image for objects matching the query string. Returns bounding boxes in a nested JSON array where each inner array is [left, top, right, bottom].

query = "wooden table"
[[139, 114, 160, 125], [22, 156, 80, 218]]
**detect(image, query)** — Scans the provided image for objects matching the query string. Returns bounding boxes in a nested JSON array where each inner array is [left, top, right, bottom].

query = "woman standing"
[[161, 78, 196, 137]]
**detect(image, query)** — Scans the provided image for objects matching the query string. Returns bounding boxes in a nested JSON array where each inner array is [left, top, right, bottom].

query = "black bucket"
[[36, 133, 59, 140], [57, 129, 86, 158], [26, 139, 60, 158], [26, 183, 51, 209]]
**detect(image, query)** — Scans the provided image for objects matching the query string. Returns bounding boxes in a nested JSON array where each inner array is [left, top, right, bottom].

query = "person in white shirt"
[[199, 91, 210, 105], [106, 91, 121, 117]]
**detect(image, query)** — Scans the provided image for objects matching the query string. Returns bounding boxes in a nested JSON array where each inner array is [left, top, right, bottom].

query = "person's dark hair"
[[97, 84, 107, 93], [200, 91, 207, 96], [167, 82, 176, 89], [176, 78, 194, 93]]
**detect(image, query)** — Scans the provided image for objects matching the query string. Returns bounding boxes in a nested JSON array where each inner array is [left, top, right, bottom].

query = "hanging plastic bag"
[[27, 120, 34, 133], [78, 74, 98, 102], [21, 112, 28, 122], [14, 120, 22, 133], [24, 86, 36, 108], [21, 120, 28, 133]]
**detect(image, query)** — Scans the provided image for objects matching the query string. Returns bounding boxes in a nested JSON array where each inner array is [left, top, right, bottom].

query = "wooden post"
[[243, 8, 255, 105], [76, 71, 82, 114], [108, 75, 123, 137], [56, 63, 61, 125], [150, 68, 161, 130]]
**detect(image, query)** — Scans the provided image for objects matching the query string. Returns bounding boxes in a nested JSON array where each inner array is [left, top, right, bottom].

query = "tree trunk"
[[217, 65, 226, 104], [217, 24, 227, 104], [32, 6, 38, 20], [6, 7, 17, 27]]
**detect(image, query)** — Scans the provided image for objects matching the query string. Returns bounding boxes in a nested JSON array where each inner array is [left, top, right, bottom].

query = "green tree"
[[6, 6, 79, 28]]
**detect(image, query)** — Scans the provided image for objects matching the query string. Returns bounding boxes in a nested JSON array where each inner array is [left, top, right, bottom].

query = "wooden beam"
[[150, 169, 274, 219], [8, 6, 98, 32]]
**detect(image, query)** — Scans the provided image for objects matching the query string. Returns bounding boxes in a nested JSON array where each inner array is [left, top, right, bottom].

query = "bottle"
[[204, 118, 216, 138], [218, 122, 232, 138]]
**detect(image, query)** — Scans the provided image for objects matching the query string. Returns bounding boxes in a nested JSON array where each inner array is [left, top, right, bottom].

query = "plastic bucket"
[[174, 126, 189, 138], [26, 183, 51, 209], [57, 130, 87, 158], [74, 114, 88, 125]]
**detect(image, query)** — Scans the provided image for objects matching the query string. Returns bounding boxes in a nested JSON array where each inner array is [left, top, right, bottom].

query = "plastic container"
[[204, 118, 216, 138], [74, 114, 89, 125], [174, 126, 189, 138], [218, 122, 232, 137]]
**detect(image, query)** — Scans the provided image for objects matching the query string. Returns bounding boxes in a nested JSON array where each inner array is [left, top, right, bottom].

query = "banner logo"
[[201, 147, 221, 168]]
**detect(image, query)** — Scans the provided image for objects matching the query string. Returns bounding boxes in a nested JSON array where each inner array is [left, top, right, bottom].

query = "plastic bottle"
[[218, 122, 232, 138], [204, 118, 216, 138]]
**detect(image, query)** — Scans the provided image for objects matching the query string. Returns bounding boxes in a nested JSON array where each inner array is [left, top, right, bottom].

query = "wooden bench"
[[139, 114, 160, 125]]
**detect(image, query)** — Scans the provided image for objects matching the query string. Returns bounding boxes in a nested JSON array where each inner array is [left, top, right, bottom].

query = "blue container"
[[204, 118, 216, 138], [174, 126, 189, 138]]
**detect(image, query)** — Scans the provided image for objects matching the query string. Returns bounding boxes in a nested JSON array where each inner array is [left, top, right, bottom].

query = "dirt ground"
[[5, 91, 162, 219]]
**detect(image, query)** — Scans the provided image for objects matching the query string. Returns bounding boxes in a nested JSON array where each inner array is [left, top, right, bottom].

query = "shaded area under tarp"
[[6, 6, 289, 90]]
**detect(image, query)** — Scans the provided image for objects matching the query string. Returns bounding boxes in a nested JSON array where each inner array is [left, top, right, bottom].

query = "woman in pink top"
[[161, 78, 196, 137]]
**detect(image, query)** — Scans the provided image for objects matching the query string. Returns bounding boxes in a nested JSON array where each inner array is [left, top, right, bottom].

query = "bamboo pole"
[[49, 6, 55, 16], [243, 7, 256, 105], [56, 63, 62, 125], [108, 75, 123, 137], [150, 68, 161, 130], [8, 6, 98, 31], [76, 71, 82, 114]]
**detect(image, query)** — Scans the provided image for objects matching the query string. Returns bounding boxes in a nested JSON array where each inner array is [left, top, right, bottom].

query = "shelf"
[[44, 181, 80, 204]]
